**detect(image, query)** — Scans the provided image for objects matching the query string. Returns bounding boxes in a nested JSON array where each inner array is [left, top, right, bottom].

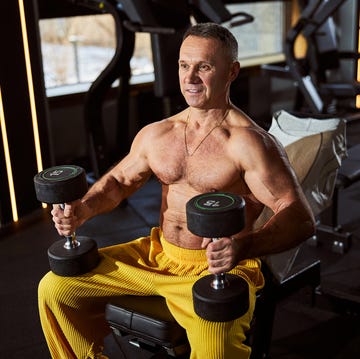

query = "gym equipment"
[[262, 1, 360, 253], [265, 0, 360, 116], [311, 143, 360, 253], [34, 165, 100, 276], [67, 0, 136, 178], [186, 192, 248, 322], [106, 296, 191, 357]]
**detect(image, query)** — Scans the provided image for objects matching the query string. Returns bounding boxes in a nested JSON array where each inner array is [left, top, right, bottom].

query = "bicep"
[[110, 127, 153, 193], [243, 135, 300, 213]]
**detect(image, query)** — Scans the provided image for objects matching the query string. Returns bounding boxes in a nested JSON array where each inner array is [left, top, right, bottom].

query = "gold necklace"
[[184, 108, 229, 156]]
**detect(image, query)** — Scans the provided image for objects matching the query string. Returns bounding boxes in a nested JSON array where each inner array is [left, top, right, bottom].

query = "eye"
[[179, 62, 189, 70], [199, 63, 211, 72]]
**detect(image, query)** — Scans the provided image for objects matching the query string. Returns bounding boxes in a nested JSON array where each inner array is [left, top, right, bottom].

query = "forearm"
[[79, 173, 127, 223], [237, 202, 315, 261], [80, 164, 152, 222], [50, 174, 123, 237]]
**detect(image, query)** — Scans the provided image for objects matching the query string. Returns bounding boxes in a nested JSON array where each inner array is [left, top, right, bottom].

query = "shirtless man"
[[38, 23, 315, 359]]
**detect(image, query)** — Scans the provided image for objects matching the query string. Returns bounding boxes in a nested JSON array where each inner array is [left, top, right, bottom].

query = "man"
[[39, 23, 315, 359]]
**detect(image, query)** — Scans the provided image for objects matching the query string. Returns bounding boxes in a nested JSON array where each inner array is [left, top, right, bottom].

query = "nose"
[[184, 66, 201, 84]]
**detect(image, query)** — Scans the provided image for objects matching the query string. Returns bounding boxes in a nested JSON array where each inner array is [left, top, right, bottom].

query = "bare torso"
[[145, 107, 266, 249]]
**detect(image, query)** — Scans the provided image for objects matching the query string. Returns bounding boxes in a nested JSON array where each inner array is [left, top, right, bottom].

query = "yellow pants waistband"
[[157, 227, 207, 264]]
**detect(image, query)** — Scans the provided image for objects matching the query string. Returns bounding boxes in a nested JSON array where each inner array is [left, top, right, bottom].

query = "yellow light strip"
[[18, 0, 44, 173], [0, 87, 19, 222], [357, 15, 360, 108]]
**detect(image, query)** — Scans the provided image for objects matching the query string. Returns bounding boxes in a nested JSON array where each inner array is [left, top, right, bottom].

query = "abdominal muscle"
[[159, 183, 202, 249]]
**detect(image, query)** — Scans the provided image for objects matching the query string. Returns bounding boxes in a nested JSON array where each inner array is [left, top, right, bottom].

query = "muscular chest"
[[149, 135, 244, 192]]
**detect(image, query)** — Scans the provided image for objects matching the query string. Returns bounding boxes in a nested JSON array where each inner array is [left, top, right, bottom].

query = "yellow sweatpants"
[[38, 227, 264, 359]]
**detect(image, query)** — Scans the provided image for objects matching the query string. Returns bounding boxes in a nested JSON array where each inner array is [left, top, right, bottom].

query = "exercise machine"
[[285, 0, 360, 115], [264, 0, 360, 253]]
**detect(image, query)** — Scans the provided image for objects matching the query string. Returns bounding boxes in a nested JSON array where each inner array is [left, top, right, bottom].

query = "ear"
[[229, 61, 240, 82]]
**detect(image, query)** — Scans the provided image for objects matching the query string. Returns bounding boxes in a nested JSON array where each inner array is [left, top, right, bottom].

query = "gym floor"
[[1, 121, 360, 359]]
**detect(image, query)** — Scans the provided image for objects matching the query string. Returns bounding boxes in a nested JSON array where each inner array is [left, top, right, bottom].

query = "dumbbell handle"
[[211, 237, 230, 290], [60, 204, 80, 250]]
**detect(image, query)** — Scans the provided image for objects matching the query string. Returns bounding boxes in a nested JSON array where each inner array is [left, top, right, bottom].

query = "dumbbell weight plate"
[[192, 274, 249, 322], [48, 236, 100, 277], [34, 165, 88, 204], [34, 165, 100, 276], [186, 192, 246, 238]]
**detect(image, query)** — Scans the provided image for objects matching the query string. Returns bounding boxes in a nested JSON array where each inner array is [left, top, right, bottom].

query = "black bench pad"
[[106, 296, 188, 348]]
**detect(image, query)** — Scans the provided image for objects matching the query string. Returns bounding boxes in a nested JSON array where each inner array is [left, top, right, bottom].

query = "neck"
[[184, 107, 230, 156], [187, 103, 231, 127]]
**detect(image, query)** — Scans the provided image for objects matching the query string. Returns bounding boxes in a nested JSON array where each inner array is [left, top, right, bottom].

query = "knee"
[[38, 271, 67, 305], [38, 272, 53, 301]]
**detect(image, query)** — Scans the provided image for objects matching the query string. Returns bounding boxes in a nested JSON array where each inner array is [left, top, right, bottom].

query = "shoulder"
[[228, 109, 281, 151], [226, 109, 288, 168], [129, 110, 187, 155], [136, 110, 187, 139]]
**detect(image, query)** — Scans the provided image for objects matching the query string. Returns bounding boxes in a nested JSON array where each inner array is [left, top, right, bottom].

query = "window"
[[39, 14, 153, 94], [224, 2, 286, 66], [39, 2, 287, 95]]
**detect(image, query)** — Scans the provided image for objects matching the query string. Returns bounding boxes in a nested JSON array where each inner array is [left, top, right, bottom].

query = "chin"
[[184, 97, 205, 108]]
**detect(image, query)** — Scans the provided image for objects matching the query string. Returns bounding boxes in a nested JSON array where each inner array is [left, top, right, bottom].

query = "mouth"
[[186, 88, 202, 94]]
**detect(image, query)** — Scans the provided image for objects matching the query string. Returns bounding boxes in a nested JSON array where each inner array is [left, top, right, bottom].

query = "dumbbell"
[[34, 165, 100, 276], [186, 192, 249, 322]]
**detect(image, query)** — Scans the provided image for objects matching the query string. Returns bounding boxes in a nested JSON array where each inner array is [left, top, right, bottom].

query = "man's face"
[[178, 35, 239, 109]]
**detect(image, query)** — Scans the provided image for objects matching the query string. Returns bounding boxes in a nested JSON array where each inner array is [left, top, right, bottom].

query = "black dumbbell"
[[186, 192, 249, 322], [34, 165, 100, 276]]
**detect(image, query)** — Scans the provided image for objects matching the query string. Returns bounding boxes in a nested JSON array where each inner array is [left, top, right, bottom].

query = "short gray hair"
[[183, 22, 238, 62]]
